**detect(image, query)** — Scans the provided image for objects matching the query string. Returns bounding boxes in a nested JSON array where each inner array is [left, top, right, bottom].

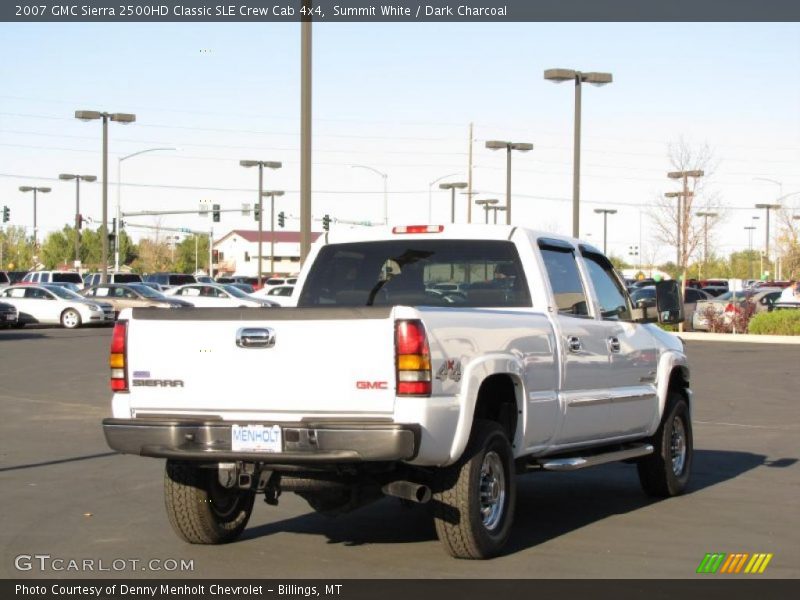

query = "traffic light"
[[278, 211, 285, 228], [2, 205, 9, 223], [322, 214, 331, 231], [212, 204, 221, 222], [254, 204, 261, 221]]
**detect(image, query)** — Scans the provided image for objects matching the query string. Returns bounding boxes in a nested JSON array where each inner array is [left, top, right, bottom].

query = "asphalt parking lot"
[[0, 327, 798, 579]]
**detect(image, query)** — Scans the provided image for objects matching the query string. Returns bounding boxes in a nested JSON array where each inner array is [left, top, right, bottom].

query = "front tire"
[[637, 393, 693, 497], [164, 461, 255, 544], [432, 420, 516, 559], [60, 308, 81, 329]]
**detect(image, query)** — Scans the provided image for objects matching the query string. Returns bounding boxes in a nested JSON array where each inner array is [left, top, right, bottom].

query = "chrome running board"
[[536, 443, 654, 471]]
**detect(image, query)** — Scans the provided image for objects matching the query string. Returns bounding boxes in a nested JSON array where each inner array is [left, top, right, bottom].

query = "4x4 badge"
[[436, 359, 462, 382]]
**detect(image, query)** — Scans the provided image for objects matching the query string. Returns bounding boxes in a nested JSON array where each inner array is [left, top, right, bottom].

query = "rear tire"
[[164, 461, 255, 544], [432, 420, 516, 559], [60, 308, 81, 329], [637, 393, 693, 497]]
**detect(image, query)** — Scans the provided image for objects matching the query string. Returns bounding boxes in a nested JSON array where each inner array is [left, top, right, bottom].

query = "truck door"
[[578, 248, 658, 438], [538, 240, 618, 444]]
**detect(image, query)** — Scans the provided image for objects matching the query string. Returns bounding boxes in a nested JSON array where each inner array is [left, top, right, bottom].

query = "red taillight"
[[392, 225, 444, 234], [396, 319, 431, 396], [110, 321, 128, 393]]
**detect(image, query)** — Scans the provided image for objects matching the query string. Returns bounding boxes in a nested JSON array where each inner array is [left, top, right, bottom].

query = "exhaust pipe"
[[382, 481, 431, 504]]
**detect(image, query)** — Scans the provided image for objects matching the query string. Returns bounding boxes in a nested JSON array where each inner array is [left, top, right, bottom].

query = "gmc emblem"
[[356, 381, 388, 390]]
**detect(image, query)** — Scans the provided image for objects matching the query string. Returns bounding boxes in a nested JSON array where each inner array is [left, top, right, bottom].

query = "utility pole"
[[467, 122, 473, 223]]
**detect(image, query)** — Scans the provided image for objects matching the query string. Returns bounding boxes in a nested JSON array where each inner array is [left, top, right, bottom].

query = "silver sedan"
[[0, 284, 114, 328]]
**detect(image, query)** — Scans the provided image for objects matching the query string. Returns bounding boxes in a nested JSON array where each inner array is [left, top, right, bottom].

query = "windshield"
[[43, 285, 83, 299], [222, 285, 250, 298], [127, 284, 165, 299], [298, 239, 531, 308]]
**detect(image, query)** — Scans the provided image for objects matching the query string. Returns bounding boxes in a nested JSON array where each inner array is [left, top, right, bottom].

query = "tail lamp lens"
[[110, 321, 128, 393], [395, 320, 431, 396]]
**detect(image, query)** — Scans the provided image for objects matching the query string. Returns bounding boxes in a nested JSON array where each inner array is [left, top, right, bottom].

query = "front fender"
[[649, 350, 691, 435], [448, 353, 526, 464]]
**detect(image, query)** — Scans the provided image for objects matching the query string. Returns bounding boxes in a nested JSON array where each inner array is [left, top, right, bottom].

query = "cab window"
[[580, 250, 631, 320], [538, 242, 589, 317]]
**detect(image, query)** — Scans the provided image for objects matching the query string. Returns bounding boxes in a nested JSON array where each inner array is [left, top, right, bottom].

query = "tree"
[[41, 227, 73, 268], [0, 225, 35, 270], [174, 234, 210, 274], [649, 138, 724, 271]]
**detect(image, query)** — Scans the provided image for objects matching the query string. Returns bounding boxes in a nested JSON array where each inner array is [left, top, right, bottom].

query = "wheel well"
[[669, 366, 690, 407], [472, 374, 519, 442]]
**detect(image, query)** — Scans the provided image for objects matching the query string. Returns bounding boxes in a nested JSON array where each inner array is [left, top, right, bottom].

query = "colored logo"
[[697, 553, 773, 574]]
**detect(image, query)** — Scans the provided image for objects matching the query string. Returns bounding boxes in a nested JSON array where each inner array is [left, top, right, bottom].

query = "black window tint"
[[0, 273, 9, 284], [114, 273, 141, 283], [582, 253, 631, 320], [169, 275, 196, 286], [539, 247, 589, 316], [52, 273, 82, 284], [298, 240, 531, 308], [686, 289, 703, 303]]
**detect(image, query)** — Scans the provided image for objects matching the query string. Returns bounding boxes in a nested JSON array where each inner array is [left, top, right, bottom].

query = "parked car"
[[138, 281, 167, 293], [82, 283, 193, 317], [691, 289, 770, 331], [165, 283, 275, 307], [21, 271, 84, 290], [144, 273, 197, 289], [0, 284, 114, 328], [0, 301, 18, 327], [83, 272, 143, 287], [45, 281, 82, 294], [700, 286, 728, 297], [630, 285, 711, 330], [250, 284, 295, 306]]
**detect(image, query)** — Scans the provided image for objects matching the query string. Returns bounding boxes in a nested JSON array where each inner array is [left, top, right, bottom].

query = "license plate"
[[231, 424, 282, 453]]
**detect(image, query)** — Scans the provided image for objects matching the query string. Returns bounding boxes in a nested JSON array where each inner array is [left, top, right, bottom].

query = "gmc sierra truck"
[[103, 225, 691, 559]]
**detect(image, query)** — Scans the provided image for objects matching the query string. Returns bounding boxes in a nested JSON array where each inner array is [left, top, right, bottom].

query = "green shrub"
[[747, 310, 800, 335]]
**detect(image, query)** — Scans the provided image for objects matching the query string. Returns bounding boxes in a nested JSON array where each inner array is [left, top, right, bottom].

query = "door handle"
[[608, 337, 621, 353], [236, 327, 276, 348], [567, 336, 582, 353]]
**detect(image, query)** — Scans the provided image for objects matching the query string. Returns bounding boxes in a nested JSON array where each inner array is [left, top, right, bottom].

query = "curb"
[[678, 332, 800, 345]]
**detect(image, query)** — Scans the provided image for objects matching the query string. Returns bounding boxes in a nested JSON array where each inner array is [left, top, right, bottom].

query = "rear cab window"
[[298, 239, 531, 308]]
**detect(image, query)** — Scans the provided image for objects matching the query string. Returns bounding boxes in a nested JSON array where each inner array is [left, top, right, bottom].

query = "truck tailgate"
[[123, 307, 397, 418]]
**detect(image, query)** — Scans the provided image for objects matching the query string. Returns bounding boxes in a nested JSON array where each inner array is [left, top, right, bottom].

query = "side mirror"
[[655, 280, 684, 325]]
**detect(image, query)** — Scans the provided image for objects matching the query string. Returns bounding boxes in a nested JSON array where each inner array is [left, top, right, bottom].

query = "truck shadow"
[[242, 449, 791, 552]]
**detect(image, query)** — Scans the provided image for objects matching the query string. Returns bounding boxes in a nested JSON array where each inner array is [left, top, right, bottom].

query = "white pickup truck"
[[103, 225, 691, 559]]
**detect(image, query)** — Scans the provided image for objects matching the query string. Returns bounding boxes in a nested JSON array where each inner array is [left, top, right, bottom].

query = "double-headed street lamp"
[[696, 211, 718, 277], [755, 203, 782, 275], [439, 182, 468, 223], [475, 198, 499, 224], [262, 190, 285, 274], [593, 208, 617, 254], [75, 110, 136, 283], [18, 186, 51, 247], [351, 165, 388, 225], [240, 160, 282, 287], [489, 205, 507, 225], [116, 147, 176, 270], [485, 140, 533, 225], [544, 68, 613, 237], [58, 174, 96, 264]]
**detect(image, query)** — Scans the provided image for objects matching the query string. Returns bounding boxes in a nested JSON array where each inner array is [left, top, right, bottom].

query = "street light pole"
[[755, 203, 782, 278], [428, 173, 460, 222], [351, 165, 388, 225], [485, 141, 533, 225], [744, 225, 756, 279], [593, 208, 617, 254], [475, 199, 499, 224], [58, 174, 96, 265], [491, 206, 507, 224], [116, 147, 175, 270], [544, 68, 613, 237], [18, 186, 51, 249], [696, 211, 717, 278], [240, 160, 282, 287], [262, 190, 284, 274], [75, 110, 136, 283], [439, 182, 468, 223]]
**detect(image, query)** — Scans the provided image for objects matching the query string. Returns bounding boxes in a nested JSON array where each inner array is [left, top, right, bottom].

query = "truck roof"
[[322, 224, 585, 247]]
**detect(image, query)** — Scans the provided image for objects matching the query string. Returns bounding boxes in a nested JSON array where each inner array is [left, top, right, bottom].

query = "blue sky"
[[1, 22, 798, 263]]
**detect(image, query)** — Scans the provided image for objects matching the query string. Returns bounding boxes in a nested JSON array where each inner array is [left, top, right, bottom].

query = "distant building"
[[213, 230, 322, 277]]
